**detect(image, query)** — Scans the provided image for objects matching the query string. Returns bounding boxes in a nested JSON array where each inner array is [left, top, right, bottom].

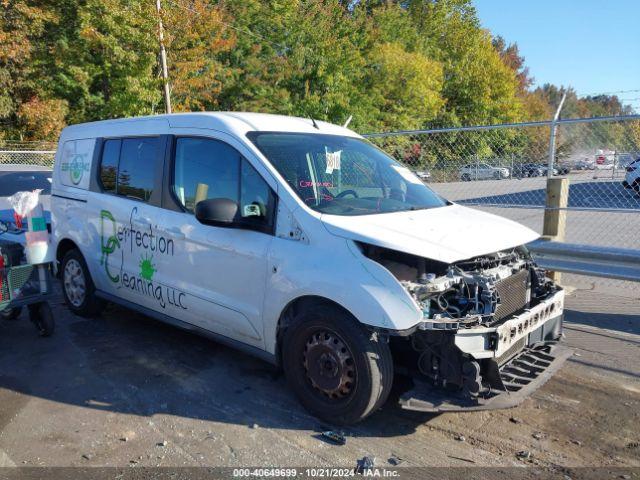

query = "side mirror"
[[195, 198, 238, 227]]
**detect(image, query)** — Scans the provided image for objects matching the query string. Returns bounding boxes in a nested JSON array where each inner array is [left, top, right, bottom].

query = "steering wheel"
[[335, 189, 359, 199]]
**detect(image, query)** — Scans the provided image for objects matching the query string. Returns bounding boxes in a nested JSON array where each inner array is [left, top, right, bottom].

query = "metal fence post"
[[547, 92, 567, 178]]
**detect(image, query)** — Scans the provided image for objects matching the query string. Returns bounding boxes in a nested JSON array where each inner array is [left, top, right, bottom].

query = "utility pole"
[[156, 0, 172, 114]]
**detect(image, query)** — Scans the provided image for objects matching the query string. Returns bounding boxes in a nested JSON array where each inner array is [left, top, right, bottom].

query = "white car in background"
[[460, 163, 510, 181], [622, 158, 640, 194]]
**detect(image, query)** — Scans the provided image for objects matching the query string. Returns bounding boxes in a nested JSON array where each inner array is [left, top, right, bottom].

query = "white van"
[[51, 113, 569, 424]]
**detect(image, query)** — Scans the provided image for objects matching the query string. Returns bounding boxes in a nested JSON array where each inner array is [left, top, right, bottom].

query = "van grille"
[[494, 269, 530, 321]]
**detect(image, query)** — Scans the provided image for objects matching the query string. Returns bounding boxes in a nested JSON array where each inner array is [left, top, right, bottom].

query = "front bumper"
[[399, 289, 569, 412], [399, 342, 572, 412]]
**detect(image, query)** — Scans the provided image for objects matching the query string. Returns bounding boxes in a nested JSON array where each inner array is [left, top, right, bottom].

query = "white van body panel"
[[51, 112, 544, 360], [320, 204, 539, 264]]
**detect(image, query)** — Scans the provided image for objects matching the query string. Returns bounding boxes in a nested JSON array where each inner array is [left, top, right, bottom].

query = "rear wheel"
[[61, 249, 102, 317], [282, 305, 393, 425], [461, 174, 471, 182]]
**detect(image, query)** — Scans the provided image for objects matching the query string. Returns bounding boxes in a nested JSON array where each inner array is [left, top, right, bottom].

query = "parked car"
[[556, 164, 571, 175], [512, 163, 544, 178], [622, 158, 640, 193], [574, 159, 595, 170], [459, 163, 510, 181], [51, 113, 568, 424], [413, 169, 431, 181], [538, 165, 559, 176]]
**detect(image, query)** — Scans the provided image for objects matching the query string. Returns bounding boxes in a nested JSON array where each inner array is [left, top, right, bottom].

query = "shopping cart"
[[0, 241, 55, 336]]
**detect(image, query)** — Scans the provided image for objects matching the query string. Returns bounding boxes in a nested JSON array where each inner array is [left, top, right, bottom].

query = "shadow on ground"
[[0, 301, 435, 439]]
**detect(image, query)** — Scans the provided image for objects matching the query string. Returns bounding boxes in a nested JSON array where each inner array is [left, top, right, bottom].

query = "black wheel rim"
[[302, 329, 356, 400]]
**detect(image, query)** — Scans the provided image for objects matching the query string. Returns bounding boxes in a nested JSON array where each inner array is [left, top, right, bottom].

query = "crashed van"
[[51, 113, 570, 424]]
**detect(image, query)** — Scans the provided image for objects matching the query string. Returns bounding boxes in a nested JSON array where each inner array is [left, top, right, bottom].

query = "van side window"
[[173, 137, 275, 229], [117, 138, 158, 201], [174, 137, 240, 211], [100, 139, 121, 193]]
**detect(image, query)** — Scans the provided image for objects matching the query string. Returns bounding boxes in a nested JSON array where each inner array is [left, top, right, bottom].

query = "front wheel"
[[282, 305, 393, 425]]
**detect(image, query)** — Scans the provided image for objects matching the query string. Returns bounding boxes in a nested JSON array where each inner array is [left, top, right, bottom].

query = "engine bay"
[[358, 242, 557, 329], [357, 241, 565, 404]]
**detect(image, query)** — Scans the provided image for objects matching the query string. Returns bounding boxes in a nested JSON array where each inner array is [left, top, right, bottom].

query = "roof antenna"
[[311, 117, 320, 130], [343, 115, 353, 128]]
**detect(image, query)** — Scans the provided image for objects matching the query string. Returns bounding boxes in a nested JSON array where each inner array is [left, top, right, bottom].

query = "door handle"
[[164, 227, 185, 240]]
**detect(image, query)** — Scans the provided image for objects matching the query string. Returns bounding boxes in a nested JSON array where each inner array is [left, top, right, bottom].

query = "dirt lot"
[[0, 278, 639, 476]]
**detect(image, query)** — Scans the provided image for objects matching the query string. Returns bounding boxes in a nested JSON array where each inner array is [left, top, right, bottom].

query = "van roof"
[[60, 112, 360, 140]]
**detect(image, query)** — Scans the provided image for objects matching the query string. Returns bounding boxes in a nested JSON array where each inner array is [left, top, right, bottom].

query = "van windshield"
[[247, 132, 447, 216]]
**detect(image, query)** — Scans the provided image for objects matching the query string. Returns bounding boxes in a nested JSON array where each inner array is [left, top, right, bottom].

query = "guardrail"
[[528, 239, 640, 282]]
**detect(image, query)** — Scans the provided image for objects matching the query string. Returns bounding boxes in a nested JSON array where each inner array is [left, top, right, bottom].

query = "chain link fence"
[[0, 141, 56, 168], [365, 115, 640, 290]]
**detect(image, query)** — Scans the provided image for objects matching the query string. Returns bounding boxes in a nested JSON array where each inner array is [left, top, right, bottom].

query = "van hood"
[[321, 204, 539, 264]]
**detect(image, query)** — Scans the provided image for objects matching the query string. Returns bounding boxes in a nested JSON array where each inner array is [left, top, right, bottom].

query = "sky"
[[473, 0, 640, 109]]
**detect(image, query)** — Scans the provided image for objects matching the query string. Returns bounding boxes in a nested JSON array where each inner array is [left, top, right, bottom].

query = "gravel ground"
[[0, 276, 638, 475]]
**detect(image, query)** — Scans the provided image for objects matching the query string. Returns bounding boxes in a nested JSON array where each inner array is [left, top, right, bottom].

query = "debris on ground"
[[447, 455, 476, 464], [516, 450, 532, 460], [81, 454, 93, 461], [454, 434, 466, 442], [157, 440, 168, 447], [626, 441, 639, 449], [509, 417, 523, 424], [387, 454, 403, 466], [119, 437, 128, 442], [250, 423, 259, 429], [320, 431, 346, 446], [532, 432, 546, 440], [570, 439, 583, 446], [355, 455, 375, 474]]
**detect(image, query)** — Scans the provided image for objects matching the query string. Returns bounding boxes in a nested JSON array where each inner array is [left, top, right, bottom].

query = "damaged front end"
[[359, 243, 571, 412]]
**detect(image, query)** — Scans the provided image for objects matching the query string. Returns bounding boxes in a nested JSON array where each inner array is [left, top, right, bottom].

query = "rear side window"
[[118, 138, 158, 201], [98, 137, 159, 202], [100, 139, 120, 193]]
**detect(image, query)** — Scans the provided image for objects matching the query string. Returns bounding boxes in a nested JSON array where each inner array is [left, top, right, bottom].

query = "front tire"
[[282, 305, 393, 425], [61, 249, 102, 317]]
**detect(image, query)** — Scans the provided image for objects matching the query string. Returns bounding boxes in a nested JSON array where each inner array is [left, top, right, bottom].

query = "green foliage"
[[0, 0, 634, 147]]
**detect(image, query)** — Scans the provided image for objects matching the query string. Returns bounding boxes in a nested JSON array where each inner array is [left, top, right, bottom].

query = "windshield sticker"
[[325, 150, 342, 174], [391, 165, 423, 185], [299, 180, 333, 188], [100, 207, 187, 311]]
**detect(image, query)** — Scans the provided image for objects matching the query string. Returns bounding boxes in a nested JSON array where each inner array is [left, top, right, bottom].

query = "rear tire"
[[61, 249, 102, 317], [461, 174, 470, 182], [282, 304, 393, 425]]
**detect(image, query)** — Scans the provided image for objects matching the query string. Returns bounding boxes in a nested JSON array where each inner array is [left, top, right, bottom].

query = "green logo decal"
[[97, 208, 187, 311], [100, 209, 120, 283], [61, 153, 90, 185], [139, 254, 156, 281]]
